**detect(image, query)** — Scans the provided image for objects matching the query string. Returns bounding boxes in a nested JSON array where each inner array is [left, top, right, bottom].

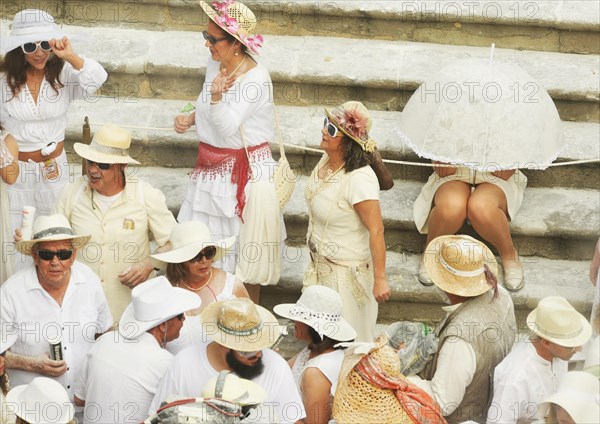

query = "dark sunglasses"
[[87, 160, 112, 171], [202, 30, 228, 45], [189, 246, 217, 263], [36, 249, 73, 261], [22, 41, 52, 54], [323, 117, 341, 138]]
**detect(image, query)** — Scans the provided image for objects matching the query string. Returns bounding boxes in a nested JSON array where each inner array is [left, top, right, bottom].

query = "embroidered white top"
[[0, 57, 107, 152]]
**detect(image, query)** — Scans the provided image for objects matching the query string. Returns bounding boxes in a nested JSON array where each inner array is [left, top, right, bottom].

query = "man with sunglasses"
[[0, 214, 112, 420], [74, 276, 200, 424], [53, 123, 176, 321], [150, 298, 306, 424]]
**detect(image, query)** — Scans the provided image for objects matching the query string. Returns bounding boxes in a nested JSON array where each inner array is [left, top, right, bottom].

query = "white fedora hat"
[[274, 285, 357, 342], [0, 333, 17, 355], [119, 276, 201, 339], [202, 371, 267, 406], [424, 235, 498, 298], [527, 296, 592, 347], [539, 371, 600, 424], [74, 123, 140, 165], [6, 377, 74, 424], [1, 9, 65, 54], [16, 214, 91, 255], [201, 298, 283, 352], [151, 221, 236, 268]]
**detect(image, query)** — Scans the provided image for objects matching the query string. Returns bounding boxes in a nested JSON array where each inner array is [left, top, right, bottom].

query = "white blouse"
[[0, 57, 107, 152]]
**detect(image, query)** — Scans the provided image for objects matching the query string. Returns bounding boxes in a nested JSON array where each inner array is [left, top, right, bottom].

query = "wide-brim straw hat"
[[201, 298, 283, 352], [150, 221, 236, 268], [526, 296, 592, 347], [333, 335, 412, 424], [325, 101, 377, 153], [1, 9, 65, 54], [274, 285, 356, 342], [74, 123, 140, 165], [6, 377, 74, 424], [538, 371, 600, 424], [202, 371, 267, 406], [119, 276, 201, 339], [199, 1, 263, 55], [16, 214, 91, 255], [424, 234, 498, 297]]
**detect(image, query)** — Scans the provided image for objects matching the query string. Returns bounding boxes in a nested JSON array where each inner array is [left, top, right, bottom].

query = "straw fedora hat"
[[201, 298, 283, 352], [150, 221, 236, 268], [6, 377, 74, 423], [333, 335, 413, 424], [16, 214, 91, 255], [202, 370, 267, 406], [119, 276, 201, 339], [274, 285, 357, 342], [539, 371, 600, 424], [526, 296, 592, 347], [424, 235, 498, 297], [74, 123, 140, 165], [324, 101, 377, 153], [199, 1, 264, 55], [1, 9, 65, 54]]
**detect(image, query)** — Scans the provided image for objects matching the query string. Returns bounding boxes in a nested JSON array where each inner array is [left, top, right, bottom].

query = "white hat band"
[[217, 321, 263, 337], [439, 255, 484, 277], [535, 325, 584, 341], [89, 140, 131, 157]]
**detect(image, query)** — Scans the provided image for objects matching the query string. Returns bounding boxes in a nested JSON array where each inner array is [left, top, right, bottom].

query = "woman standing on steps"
[[304, 101, 390, 342], [0, 9, 107, 270], [173, 1, 282, 303]]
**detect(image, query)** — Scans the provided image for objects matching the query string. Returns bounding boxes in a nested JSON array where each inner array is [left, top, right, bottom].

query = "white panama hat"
[[119, 276, 201, 339], [16, 214, 91, 255], [74, 123, 140, 165], [202, 371, 267, 406], [1, 9, 65, 54], [538, 371, 600, 424], [6, 377, 74, 424]]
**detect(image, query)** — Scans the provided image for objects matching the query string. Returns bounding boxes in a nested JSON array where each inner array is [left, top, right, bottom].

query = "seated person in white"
[[274, 285, 356, 424], [150, 298, 306, 424], [487, 296, 592, 424], [1, 214, 112, 415], [73, 276, 200, 424]]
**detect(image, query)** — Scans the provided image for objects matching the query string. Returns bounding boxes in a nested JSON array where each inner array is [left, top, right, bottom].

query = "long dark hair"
[[166, 262, 189, 285], [0, 48, 65, 99], [341, 135, 370, 173], [306, 325, 347, 354]]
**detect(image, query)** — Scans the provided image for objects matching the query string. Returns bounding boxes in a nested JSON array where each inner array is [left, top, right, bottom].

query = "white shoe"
[[503, 261, 524, 291], [417, 261, 434, 286]]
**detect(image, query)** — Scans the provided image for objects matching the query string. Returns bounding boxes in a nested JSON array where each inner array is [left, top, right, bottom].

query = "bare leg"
[[467, 183, 523, 290], [245, 283, 261, 304]]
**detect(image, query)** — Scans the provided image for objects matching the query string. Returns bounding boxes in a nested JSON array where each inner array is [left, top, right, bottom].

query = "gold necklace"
[[223, 55, 247, 78], [179, 268, 213, 292]]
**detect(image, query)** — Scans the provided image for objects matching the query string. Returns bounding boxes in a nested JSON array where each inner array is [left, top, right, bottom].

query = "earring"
[[235, 51, 239, 56]]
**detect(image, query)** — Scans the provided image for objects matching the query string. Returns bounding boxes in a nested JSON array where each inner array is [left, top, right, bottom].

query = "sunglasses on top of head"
[[189, 246, 217, 263], [202, 30, 228, 45], [21, 41, 52, 55], [86, 160, 112, 171], [323, 117, 342, 138], [36, 249, 74, 261]]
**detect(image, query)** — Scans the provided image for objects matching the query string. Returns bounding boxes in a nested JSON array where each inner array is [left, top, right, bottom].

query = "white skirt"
[[413, 167, 528, 234]]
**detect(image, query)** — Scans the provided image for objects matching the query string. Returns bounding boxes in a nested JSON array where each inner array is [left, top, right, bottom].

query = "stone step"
[[64, 99, 600, 190], [2, 22, 597, 122], [127, 167, 598, 261], [6, 0, 598, 54]]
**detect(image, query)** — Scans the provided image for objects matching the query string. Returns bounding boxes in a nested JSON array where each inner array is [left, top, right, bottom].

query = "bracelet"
[[210, 98, 221, 105]]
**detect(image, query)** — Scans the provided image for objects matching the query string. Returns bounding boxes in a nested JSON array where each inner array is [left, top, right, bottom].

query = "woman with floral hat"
[[173, 1, 280, 302], [304, 101, 391, 342], [0, 9, 107, 260]]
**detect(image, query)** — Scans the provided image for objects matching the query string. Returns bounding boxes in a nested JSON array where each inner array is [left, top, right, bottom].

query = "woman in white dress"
[[151, 221, 249, 354], [274, 285, 356, 424], [1, 132, 19, 283], [0, 9, 107, 266], [304, 101, 390, 342], [172, 1, 280, 302]]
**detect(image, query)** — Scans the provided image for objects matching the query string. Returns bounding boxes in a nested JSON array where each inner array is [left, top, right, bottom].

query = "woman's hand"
[[50, 37, 84, 70], [174, 113, 195, 134], [491, 169, 516, 181], [210, 68, 237, 100], [373, 276, 391, 303]]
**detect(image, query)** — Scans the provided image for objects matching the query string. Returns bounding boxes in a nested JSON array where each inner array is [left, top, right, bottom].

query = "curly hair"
[[340, 135, 371, 173], [0, 372, 8, 396], [0, 48, 65, 100]]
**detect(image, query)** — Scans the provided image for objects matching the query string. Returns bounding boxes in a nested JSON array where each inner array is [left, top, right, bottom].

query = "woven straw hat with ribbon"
[[201, 298, 283, 352], [199, 1, 264, 55], [325, 101, 377, 153], [424, 235, 498, 298], [333, 334, 447, 424], [16, 214, 91, 255]]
